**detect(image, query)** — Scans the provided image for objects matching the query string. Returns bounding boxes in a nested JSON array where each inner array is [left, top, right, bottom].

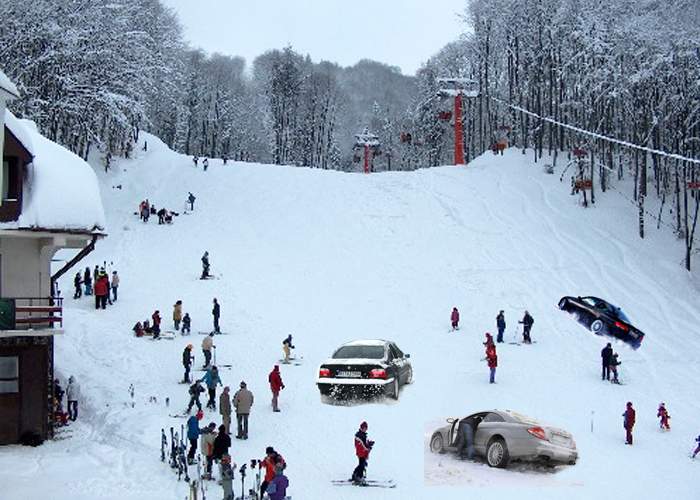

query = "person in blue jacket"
[[187, 410, 204, 464], [200, 366, 223, 410]]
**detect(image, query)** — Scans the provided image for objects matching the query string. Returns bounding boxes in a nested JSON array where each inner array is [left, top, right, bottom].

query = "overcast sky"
[[161, 0, 468, 75]]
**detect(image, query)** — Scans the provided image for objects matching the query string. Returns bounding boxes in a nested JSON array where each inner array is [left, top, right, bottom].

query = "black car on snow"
[[557, 296, 645, 349], [316, 339, 412, 400]]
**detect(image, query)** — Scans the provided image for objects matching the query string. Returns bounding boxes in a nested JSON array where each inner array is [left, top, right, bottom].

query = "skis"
[[161, 428, 167, 462], [197, 331, 228, 335], [170, 413, 190, 418], [279, 357, 302, 366], [331, 479, 395, 488]]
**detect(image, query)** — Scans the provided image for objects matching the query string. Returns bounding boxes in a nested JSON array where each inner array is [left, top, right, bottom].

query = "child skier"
[[609, 352, 621, 384], [352, 421, 374, 485], [199, 366, 223, 410], [451, 307, 460, 331], [282, 335, 295, 363], [182, 313, 192, 335], [187, 381, 205, 413], [657, 403, 671, 431]]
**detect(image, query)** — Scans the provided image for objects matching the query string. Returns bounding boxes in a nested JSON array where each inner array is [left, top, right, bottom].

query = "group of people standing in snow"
[[138, 199, 178, 224], [73, 265, 119, 309]]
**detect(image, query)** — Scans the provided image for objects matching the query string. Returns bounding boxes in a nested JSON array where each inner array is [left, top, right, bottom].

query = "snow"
[[1, 110, 106, 233], [0, 69, 19, 99], [342, 339, 387, 347], [0, 136, 696, 499]]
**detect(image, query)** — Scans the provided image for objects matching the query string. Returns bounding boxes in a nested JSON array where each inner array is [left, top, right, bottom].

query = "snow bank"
[[1, 110, 105, 233], [0, 70, 19, 98]]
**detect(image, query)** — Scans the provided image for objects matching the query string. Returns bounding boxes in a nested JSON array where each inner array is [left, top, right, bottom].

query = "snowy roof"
[[1, 110, 106, 234], [0, 70, 19, 99]]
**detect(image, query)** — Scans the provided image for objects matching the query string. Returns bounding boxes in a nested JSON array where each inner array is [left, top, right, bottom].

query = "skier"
[[519, 311, 534, 343], [173, 300, 183, 330], [201, 422, 218, 479], [268, 365, 285, 412], [203, 158, 209, 171], [151, 310, 162, 338], [219, 386, 232, 435], [201, 251, 210, 279], [220, 454, 234, 500], [260, 447, 286, 499], [186, 410, 204, 463], [84, 267, 93, 295], [451, 307, 460, 331], [351, 421, 374, 484], [182, 344, 194, 383], [73, 272, 82, 299], [233, 381, 254, 439], [111, 271, 119, 302], [212, 298, 221, 333], [94, 272, 109, 310], [182, 313, 192, 335], [486, 345, 497, 384], [193, 155, 199, 167], [496, 310, 506, 343], [202, 333, 215, 368], [266, 464, 289, 500], [212, 424, 231, 471], [282, 334, 295, 363], [200, 365, 223, 410], [601, 343, 613, 381], [693, 435, 700, 459], [609, 352, 621, 384], [187, 380, 205, 413], [657, 403, 671, 431], [623, 401, 636, 445], [188, 192, 196, 211], [66, 376, 80, 421]]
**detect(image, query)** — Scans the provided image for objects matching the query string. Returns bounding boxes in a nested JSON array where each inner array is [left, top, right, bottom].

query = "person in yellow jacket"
[[173, 300, 183, 330]]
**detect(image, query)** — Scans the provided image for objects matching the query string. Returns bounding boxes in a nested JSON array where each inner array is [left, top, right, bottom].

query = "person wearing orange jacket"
[[268, 365, 284, 412], [260, 446, 286, 498], [352, 421, 374, 484], [623, 402, 636, 445]]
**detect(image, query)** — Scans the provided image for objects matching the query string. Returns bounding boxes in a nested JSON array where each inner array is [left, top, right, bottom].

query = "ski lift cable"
[[490, 96, 700, 166]]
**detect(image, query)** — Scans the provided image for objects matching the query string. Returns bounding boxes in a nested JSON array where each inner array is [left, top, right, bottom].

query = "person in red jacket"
[[486, 347, 497, 384], [657, 402, 671, 431], [93, 273, 109, 310], [451, 307, 460, 331], [352, 421, 374, 484], [151, 310, 162, 338], [623, 402, 636, 445], [483, 333, 495, 353], [268, 365, 284, 412], [260, 446, 285, 498]]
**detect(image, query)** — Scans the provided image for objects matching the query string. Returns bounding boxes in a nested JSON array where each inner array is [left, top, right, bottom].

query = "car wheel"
[[486, 437, 510, 468], [558, 298, 568, 310], [430, 433, 445, 454], [405, 367, 413, 384], [391, 378, 400, 400], [590, 319, 605, 335]]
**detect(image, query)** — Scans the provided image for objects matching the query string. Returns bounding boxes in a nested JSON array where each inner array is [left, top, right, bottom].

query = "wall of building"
[[0, 236, 53, 297]]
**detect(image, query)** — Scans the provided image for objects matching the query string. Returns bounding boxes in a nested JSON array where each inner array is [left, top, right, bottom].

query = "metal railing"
[[0, 297, 63, 330]]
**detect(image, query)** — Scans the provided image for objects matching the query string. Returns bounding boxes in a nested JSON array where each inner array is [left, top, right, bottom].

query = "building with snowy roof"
[[0, 69, 106, 445]]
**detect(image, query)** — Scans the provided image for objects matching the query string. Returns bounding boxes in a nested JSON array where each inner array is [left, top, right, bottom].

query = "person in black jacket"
[[496, 310, 506, 343], [212, 298, 221, 333], [601, 343, 613, 380], [201, 251, 210, 279], [212, 424, 231, 463], [183, 344, 194, 383], [519, 311, 534, 344], [187, 381, 205, 412], [73, 272, 83, 299]]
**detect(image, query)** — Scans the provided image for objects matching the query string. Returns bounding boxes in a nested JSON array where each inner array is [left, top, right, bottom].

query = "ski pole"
[[591, 410, 594, 433]]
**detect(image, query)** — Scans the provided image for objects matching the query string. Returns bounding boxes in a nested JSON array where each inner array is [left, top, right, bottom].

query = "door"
[[0, 298, 15, 330], [0, 354, 21, 444]]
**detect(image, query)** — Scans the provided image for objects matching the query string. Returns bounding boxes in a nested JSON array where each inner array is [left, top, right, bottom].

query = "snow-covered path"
[[1, 138, 697, 499]]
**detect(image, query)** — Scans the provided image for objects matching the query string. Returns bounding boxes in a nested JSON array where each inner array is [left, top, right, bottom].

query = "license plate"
[[551, 434, 570, 447], [337, 371, 361, 378]]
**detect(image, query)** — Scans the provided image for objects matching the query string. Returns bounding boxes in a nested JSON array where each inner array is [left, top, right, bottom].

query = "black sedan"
[[558, 296, 645, 349], [316, 339, 412, 400]]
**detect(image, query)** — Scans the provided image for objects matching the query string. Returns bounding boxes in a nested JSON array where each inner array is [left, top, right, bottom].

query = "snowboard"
[[332, 479, 395, 488]]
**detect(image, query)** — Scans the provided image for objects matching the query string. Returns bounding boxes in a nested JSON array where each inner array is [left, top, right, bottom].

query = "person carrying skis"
[[186, 410, 204, 463], [202, 333, 215, 368], [268, 365, 284, 412], [201, 251, 210, 279], [352, 421, 374, 484], [282, 334, 295, 363], [212, 298, 221, 333], [266, 464, 289, 500], [220, 386, 232, 435], [486, 345, 497, 384], [260, 447, 286, 499], [233, 381, 254, 439], [451, 307, 460, 331], [73, 272, 83, 299], [182, 313, 191, 335], [187, 380, 205, 413], [111, 271, 119, 302], [188, 192, 196, 211], [151, 310, 162, 338], [182, 344, 194, 383], [66, 376, 80, 421], [496, 310, 506, 343], [519, 311, 534, 343], [693, 435, 700, 459], [609, 352, 621, 384], [601, 343, 613, 381], [173, 300, 183, 330], [200, 366, 223, 410], [623, 401, 636, 445], [657, 403, 671, 431], [84, 267, 93, 295]]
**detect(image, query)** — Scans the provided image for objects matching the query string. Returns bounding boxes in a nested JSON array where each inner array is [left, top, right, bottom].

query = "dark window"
[[482, 413, 505, 423], [389, 344, 404, 358], [333, 345, 385, 359], [0, 356, 19, 393], [2, 157, 20, 201]]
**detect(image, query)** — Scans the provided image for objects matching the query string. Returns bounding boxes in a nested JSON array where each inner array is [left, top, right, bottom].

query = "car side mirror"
[[405, 354, 410, 358]]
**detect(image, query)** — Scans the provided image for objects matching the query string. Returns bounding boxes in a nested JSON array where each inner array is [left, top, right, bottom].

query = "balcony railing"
[[0, 297, 63, 331]]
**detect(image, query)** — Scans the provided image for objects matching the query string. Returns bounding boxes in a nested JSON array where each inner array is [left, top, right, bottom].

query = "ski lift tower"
[[354, 128, 381, 174], [437, 78, 479, 166]]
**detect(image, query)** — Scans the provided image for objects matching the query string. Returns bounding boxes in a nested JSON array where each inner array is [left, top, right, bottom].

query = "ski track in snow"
[[0, 143, 697, 500]]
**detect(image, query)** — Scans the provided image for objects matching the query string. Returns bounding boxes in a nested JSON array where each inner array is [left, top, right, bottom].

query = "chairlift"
[[437, 77, 479, 98]]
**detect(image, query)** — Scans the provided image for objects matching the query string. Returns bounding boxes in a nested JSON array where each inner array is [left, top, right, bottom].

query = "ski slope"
[[1, 135, 697, 500]]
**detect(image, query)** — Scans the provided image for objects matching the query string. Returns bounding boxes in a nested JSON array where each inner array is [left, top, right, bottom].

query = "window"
[[333, 345, 385, 359], [1, 157, 20, 201], [389, 344, 403, 359], [0, 356, 19, 393], [482, 413, 505, 423]]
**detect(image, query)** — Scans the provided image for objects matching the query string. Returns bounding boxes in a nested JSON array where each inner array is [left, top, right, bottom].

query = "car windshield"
[[333, 345, 385, 359]]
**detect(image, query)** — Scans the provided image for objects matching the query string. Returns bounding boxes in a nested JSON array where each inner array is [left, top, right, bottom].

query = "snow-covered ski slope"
[[1, 135, 697, 500]]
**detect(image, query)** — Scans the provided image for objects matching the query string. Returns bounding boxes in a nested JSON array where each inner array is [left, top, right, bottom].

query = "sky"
[[161, 0, 468, 75]]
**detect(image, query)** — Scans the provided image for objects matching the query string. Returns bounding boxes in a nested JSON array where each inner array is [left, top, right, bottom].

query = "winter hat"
[[626, 402, 633, 407], [240, 381, 246, 388], [196, 410, 204, 420], [209, 422, 217, 429], [360, 421, 368, 430], [266, 446, 275, 454]]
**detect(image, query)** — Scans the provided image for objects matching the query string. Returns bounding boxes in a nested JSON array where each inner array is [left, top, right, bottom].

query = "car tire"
[[391, 378, 400, 400], [590, 319, 605, 335], [405, 367, 413, 384], [430, 433, 445, 454], [486, 437, 510, 468]]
